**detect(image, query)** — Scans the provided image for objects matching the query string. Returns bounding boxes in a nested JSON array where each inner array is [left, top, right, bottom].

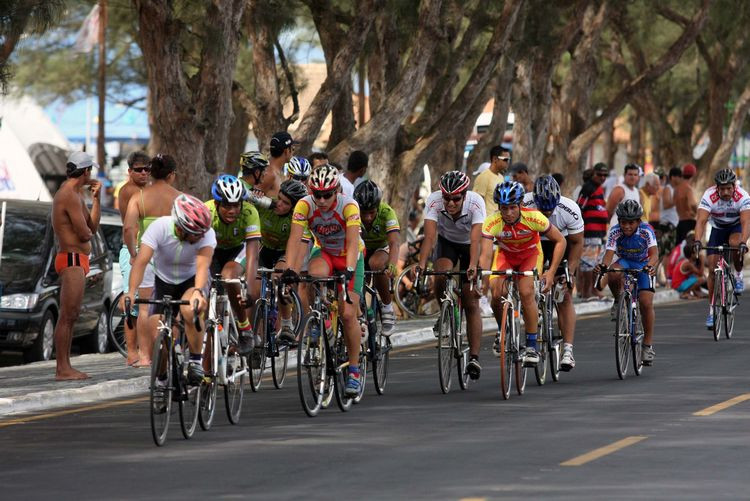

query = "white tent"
[[0, 125, 52, 201], [0, 95, 71, 150]]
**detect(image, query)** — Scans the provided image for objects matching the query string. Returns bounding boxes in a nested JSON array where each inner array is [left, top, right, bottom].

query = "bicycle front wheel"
[[499, 303, 512, 400], [371, 306, 390, 395], [724, 272, 736, 339], [178, 342, 201, 440], [548, 301, 561, 382], [394, 263, 437, 318], [149, 329, 172, 446], [333, 320, 353, 412], [614, 294, 630, 380], [456, 307, 470, 390], [198, 377, 217, 431], [297, 315, 326, 417], [107, 291, 127, 357], [249, 306, 268, 391], [514, 305, 527, 396], [224, 332, 247, 424], [437, 301, 454, 394], [534, 296, 549, 386], [712, 272, 724, 341]]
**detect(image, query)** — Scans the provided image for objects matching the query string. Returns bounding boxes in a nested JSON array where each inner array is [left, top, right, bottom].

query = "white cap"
[[473, 162, 491, 176]]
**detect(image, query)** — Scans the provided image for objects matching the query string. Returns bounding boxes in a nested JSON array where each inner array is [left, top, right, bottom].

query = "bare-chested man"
[[117, 151, 151, 367], [123, 154, 180, 363], [51, 152, 101, 380], [674, 163, 698, 244]]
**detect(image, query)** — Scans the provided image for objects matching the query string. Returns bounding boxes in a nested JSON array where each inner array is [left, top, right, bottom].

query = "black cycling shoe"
[[187, 362, 204, 385], [237, 332, 255, 356], [466, 358, 481, 380], [278, 328, 297, 346]]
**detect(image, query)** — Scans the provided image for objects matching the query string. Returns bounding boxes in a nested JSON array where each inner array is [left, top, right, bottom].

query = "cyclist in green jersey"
[[206, 175, 261, 355], [354, 180, 400, 335], [239, 151, 271, 195]]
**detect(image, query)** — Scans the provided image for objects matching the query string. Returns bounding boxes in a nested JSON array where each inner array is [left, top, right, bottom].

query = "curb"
[[0, 289, 680, 417]]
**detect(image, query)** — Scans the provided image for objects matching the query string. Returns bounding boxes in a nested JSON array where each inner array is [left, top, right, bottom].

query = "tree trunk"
[[226, 86, 251, 172], [709, 83, 750, 176], [134, 0, 246, 197]]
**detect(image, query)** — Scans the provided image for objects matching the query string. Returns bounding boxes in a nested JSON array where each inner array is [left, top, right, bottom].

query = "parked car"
[[0, 200, 113, 362], [99, 207, 123, 300]]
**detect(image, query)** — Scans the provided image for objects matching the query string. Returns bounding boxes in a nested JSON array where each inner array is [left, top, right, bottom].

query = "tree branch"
[[709, 82, 750, 174], [274, 38, 300, 125]]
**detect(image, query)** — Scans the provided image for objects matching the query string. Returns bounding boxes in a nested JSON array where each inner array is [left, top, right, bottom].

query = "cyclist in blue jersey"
[[594, 200, 659, 365]]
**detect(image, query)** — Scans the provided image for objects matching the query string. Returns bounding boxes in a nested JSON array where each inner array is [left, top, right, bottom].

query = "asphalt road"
[[0, 300, 748, 500]]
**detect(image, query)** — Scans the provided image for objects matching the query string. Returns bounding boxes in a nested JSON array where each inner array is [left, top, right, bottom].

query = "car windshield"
[[0, 209, 49, 291], [100, 222, 122, 255]]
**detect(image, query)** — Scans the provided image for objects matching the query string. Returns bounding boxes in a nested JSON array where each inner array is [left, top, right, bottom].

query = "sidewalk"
[[0, 290, 679, 417]]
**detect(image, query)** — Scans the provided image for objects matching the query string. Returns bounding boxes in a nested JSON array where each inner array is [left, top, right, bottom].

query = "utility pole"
[[96, 0, 107, 170]]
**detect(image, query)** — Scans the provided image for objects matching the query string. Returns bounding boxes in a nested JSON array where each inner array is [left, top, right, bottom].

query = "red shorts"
[[55, 252, 90, 275], [310, 248, 364, 295], [490, 249, 541, 280]]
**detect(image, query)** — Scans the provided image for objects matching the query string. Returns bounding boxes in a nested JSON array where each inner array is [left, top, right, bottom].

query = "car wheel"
[[85, 308, 110, 354], [24, 310, 55, 363]]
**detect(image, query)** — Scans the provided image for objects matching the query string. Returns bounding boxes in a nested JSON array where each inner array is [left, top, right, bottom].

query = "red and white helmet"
[[172, 194, 212, 235], [439, 170, 470, 195], [308, 164, 340, 192]]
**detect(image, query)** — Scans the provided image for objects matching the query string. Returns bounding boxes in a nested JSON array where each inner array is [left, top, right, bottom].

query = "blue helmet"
[[533, 175, 561, 211], [211, 174, 245, 203], [494, 181, 525, 206]]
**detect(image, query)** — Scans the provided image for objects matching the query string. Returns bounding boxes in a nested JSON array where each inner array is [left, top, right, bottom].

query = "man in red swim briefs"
[[51, 151, 102, 380]]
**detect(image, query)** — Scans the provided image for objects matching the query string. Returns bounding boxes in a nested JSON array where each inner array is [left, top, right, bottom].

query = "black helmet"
[[533, 175, 561, 211], [714, 168, 736, 186], [279, 179, 308, 206], [354, 180, 382, 211], [239, 151, 269, 175], [615, 199, 643, 221], [439, 170, 470, 195]]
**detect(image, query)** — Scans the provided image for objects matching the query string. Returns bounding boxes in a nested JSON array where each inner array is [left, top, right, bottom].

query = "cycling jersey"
[[482, 208, 550, 254], [522, 193, 583, 239], [605, 222, 656, 263], [361, 202, 400, 250], [257, 205, 292, 251], [140, 216, 217, 285], [424, 190, 486, 244], [291, 193, 363, 256], [205, 200, 261, 249], [698, 185, 750, 229]]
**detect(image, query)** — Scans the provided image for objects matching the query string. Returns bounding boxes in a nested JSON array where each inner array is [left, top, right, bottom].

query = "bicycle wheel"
[[548, 301, 561, 383], [456, 307, 470, 390], [249, 305, 267, 391], [371, 306, 390, 395], [514, 301, 527, 396], [353, 337, 367, 404], [149, 329, 172, 447], [614, 293, 630, 380], [499, 303, 512, 400], [297, 315, 326, 417], [178, 332, 201, 440], [198, 377, 217, 431], [632, 311, 643, 377], [224, 322, 247, 424], [534, 296, 549, 386], [436, 300, 454, 394], [107, 291, 127, 357], [724, 272, 736, 339], [712, 272, 724, 341], [394, 263, 438, 318], [333, 320, 354, 412]]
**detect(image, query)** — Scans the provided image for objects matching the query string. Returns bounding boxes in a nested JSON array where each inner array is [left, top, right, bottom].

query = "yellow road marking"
[[459, 498, 487, 501], [560, 436, 647, 466], [693, 393, 750, 416], [0, 396, 147, 428]]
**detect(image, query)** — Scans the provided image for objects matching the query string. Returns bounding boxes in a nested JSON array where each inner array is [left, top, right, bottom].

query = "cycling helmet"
[[239, 151, 269, 174], [279, 179, 308, 205], [494, 181, 525, 206], [211, 174, 245, 204], [615, 199, 643, 221], [533, 175, 561, 211], [714, 168, 736, 186], [308, 164, 340, 192], [172, 194, 212, 235], [354, 180, 382, 211], [285, 156, 311, 179], [439, 171, 470, 195]]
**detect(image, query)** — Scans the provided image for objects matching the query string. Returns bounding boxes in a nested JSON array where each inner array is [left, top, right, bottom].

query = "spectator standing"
[[341, 150, 368, 195], [509, 162, 534, 192], [472, 145, 511, 210], [308, 151, 329, 168], [674, 163, 698, 244], [576, 162, 610, 299], [606, 163, 641, 227]]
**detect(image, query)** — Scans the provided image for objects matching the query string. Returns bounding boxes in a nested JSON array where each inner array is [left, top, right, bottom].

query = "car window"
[[0, 209, 50, 288], [100, 222, 122, 255]]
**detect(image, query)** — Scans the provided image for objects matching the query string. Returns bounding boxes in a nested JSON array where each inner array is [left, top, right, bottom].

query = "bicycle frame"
[[206, 276, 248, 385]]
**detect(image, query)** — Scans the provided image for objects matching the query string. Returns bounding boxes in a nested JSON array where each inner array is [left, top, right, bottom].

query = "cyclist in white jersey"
[[694, 168, 750, 327], [522, 175, 583, 370], [126, 195, 216, 384], [415, 171, 487, 380]]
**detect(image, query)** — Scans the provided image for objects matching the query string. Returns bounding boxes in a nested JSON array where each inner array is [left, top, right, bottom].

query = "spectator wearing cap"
[[472, 145, 511, 210], [269, 131, 298, 176], [509, 162, 533, 192], [340, 150, 368, 197], [576, 162, 610, 299], [674, 163, 698, 244]]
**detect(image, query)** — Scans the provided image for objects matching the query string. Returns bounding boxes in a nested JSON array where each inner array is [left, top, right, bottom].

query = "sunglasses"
[[442, 195, 464, 203], [497, 156, 511, 162], [131, 167, 151, 173], [291, 174, 309, 182], [313, 190, 336, 200]]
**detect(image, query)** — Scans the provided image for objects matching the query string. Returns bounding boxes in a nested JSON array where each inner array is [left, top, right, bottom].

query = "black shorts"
[[434, 235, 471, 270], [259, 246, 286, 270], [676, 220, 696, 245], [210, 245, 243, 276], [541, 240, 570, 277], [152, 275, 195, 317]]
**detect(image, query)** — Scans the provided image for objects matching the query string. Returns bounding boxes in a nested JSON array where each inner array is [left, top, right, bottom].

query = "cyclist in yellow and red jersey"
[[479, 181, 566, 367], [282, 164, 365, 397]]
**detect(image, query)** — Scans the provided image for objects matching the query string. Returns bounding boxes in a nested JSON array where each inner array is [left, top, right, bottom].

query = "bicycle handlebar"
[[700, 245, 746, 252], [124, 296, 191, 329], [281, 274, 352, 304], [594, 267, 649, 291]]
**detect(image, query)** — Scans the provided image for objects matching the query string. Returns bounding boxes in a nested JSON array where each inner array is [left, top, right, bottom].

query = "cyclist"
[[239, 151, 278, 198], [126, 194, 216, 384], [354, 180, 400, 335], [205, 174, 261, 355], [694, 168, 750, 327], [594, 200, 658, 365], [415, 171, 486, 379], [481, 181, 566, 367], [284, 156, 312, 184], [522, 175, 583, 371], [282, 164, 366, 397]]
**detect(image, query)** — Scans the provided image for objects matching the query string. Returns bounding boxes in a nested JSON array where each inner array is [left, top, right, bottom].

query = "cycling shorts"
[[540, 240, 569, 276], [435, 235, 471, 270], [309, 248, 364, 295], [152, 275, 198, 317], [490, 249, 542, 280], [613, 257, 654, 293], [211, 245, 244, 276], [706, 224, 742, 256], [258, 246, 286, 270], [364, 245, 390, 271]]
